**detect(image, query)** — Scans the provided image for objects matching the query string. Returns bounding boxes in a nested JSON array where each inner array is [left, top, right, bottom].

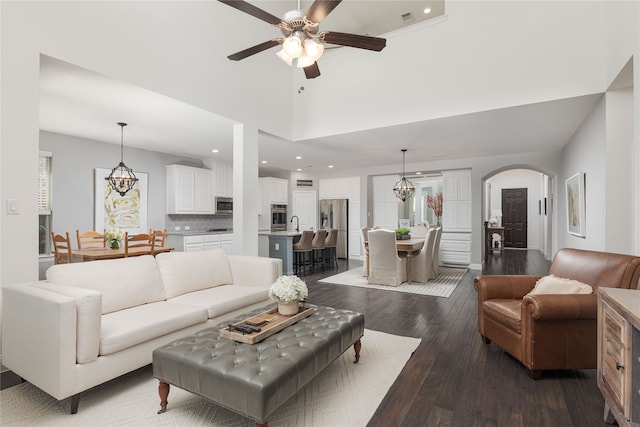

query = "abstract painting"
[[94, 168, 148, 235], [565, 172, 585, 237]]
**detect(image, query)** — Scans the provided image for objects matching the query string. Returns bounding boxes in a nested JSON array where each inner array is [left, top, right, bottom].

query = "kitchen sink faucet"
[[290, 215, 299, 232]]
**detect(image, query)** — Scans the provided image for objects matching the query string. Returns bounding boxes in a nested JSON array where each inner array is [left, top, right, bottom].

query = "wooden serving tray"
[[219, 306, 314, 344]]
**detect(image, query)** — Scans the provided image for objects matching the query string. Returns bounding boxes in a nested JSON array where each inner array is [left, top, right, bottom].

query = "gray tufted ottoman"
[[152, 304, 364, 427]]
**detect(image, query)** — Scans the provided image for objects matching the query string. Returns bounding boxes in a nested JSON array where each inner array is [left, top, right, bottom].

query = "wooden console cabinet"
[[597, 287, 640, 427]]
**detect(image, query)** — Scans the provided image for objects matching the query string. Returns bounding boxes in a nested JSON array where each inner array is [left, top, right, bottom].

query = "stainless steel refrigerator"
[[319, 199, 348, 259]]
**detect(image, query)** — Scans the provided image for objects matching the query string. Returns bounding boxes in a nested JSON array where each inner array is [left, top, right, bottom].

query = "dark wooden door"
[[502, 188, 527, 248]]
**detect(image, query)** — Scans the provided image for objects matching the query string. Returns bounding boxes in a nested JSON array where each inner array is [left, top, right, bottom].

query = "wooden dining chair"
[[149, 228, 166, 247], [51, 231, 73, 264], [124, 232, 155, 257], [76, 229, 105, 249]]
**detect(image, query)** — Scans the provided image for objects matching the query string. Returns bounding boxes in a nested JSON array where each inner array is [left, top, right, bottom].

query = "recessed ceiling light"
[[328, 165, 334, 168], [211, 149, 219, 153], [261, 160, 268, 164], [424, 7, 431, 14], [416, 172, 423, 175], [296, 156, 302, 160], [296, 168, 302, 171]]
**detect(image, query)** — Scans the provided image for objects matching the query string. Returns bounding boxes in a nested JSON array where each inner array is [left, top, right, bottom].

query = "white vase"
[[277, 300, 299, 316]]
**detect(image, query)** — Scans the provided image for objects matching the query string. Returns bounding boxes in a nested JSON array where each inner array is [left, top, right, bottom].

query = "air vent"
[[401, 11, 414, 22]]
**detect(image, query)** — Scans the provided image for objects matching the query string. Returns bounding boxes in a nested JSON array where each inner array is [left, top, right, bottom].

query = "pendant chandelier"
[[107, 122, 138, 197], [393, 149, 415, 202]]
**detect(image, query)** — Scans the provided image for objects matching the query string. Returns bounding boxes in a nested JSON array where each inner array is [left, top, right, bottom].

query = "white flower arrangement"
[[269, 275, 308, 303], [104, 227, 124, 242]]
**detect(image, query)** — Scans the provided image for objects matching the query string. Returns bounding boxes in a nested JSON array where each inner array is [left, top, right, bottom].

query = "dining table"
[[364, 238, 425, 284], [73, 246, 173, 262]]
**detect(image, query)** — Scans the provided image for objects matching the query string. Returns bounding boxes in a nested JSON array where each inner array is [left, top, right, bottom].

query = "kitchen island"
[[258, 230, 301, 275]]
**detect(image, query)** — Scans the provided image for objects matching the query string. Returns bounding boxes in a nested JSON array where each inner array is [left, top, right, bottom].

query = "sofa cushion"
[[100, 301, 207, 355], [483, 299, 522, 334], [167, 285, 269, 319], [156, 250, 234, 299], [46, 255, 166, 314], [527, 274, 593, 296]]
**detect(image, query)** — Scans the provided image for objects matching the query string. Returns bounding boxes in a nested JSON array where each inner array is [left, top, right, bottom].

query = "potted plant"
[[395, 227, 411, 240], [104, 227, 124, 249], [269, 275, 309, 315]]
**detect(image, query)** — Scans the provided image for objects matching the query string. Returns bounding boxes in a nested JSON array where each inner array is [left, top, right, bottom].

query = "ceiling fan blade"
[[305, 0, 342, 24], [304, 62, 321, 79], [218, 0, 283, 26], [227, 39, 281, 61], [322, 31, 386, 51]]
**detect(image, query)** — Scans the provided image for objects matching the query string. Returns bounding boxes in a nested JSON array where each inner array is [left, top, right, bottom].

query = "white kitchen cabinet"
[[292, 190, 317, 230], [372, 175, 400, 228], [441, 170, 472, 232], [167, 233, 233, 253], [215, 162, 233, 198], [440, 232, 472, 265], [166, 165, 213, 214], [260, 177, 288, 204], [319, 176, 360, 203]]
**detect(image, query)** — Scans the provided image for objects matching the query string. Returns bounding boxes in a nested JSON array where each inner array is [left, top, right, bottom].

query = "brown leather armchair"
[[474, 248, 640, 379]]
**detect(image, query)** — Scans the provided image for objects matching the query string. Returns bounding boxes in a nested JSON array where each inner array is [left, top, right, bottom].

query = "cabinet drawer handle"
[[616, 362, 624, 370]]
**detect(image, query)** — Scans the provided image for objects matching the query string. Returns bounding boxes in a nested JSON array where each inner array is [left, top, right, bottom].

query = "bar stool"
[[293, 230, 314, 275], [311, 229, 327, 272], [324, 228, 339, 269]]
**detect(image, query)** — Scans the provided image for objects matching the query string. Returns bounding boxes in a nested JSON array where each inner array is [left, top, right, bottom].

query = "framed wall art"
[[565, 172, 585, 237], [94, 168, 148, 235]]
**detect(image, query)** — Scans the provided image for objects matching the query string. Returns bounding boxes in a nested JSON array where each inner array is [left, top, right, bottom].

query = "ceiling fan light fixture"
[[296, 50, 316, 68], [283, 34, 303, 58], [303, 38, 324, 62], [276, 48, 293, 66]]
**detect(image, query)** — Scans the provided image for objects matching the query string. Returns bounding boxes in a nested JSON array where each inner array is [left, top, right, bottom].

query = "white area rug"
[[0, 330, 420, 426], [320, 267, 468, 298]]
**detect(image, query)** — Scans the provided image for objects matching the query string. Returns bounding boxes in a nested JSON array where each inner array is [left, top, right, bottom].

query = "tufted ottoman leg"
[[354, 339, 362, 363], [157, 381, 170, 414]]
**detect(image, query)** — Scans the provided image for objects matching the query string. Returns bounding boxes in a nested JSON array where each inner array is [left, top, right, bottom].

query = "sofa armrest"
[[228, 255, 282, 288], [2, 283, 79, 399], [35, 283, 102, 363], [523, 293, 597, 320], [474, 275, 541, 300]]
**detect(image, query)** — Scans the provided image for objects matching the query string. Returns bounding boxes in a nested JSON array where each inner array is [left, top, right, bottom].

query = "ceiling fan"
[[218, 0, 387, 79]]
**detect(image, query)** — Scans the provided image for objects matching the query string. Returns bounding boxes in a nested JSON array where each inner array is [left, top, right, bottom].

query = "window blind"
[[38, 152, 52, 214]]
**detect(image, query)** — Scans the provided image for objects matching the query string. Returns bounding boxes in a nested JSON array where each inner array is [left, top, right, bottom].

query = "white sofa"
[[1, 249, 282, 413]]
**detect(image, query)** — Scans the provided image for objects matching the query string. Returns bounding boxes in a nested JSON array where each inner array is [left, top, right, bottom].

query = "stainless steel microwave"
[[215, 197, 233, 215]]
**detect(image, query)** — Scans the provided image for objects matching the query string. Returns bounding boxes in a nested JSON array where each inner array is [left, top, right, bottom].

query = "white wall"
[[487, 169, 544, 250]]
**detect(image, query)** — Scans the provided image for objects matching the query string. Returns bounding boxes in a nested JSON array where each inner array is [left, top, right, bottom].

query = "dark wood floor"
[[1, 250, 609, 426], [305, 249, 610, 427]]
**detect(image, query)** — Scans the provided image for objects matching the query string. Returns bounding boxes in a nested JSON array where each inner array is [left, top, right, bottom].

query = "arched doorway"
[[482, 167, 554, 261]]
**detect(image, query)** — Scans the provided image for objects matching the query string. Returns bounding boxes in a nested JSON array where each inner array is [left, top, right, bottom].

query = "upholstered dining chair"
[[124, 232, 155, 257], [324, 228, 339, 269], [360, 227, 369, 277], [76, 229, 105, 250], [411, 227, 437, 283], [51, 231, 73, 264], [150, 228, 167, 247], [367, 229, 407, 286], [293, 229, 314, 275], [430, 226, 442, 279], [409, 225, 428, 239]]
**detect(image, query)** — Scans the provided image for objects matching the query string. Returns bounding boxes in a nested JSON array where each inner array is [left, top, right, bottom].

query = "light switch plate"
[[275, 243, 280, 250], [6, 199, 19, 215], [174, 226, 181, 231]]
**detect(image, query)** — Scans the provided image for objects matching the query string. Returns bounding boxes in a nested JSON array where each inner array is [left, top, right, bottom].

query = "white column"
[[232, 123, 259, 255]]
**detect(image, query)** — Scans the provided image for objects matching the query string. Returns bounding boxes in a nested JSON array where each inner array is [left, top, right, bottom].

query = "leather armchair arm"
[[523, 293, 597, 320], [474, 275, 541, 300]]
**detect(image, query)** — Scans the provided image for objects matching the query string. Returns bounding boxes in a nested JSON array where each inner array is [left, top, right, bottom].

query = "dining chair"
[[311, 229, 327, 272], [150, 228, 167, 247], [124, 232, 156, 257], [408, 225, 428, 239], [367, 229, 407, 286], [360, 227, 369, 277], [76, 229, 105, 249], [324, 228, 339, 269], [410, 228, 437, 283], [51, 231, 73, 264], [292, 229, 314, 275], [431, 227, 442, 279]]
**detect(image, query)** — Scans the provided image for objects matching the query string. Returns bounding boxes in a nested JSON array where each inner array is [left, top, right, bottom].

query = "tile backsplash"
[[165, 215, 233, 232]]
